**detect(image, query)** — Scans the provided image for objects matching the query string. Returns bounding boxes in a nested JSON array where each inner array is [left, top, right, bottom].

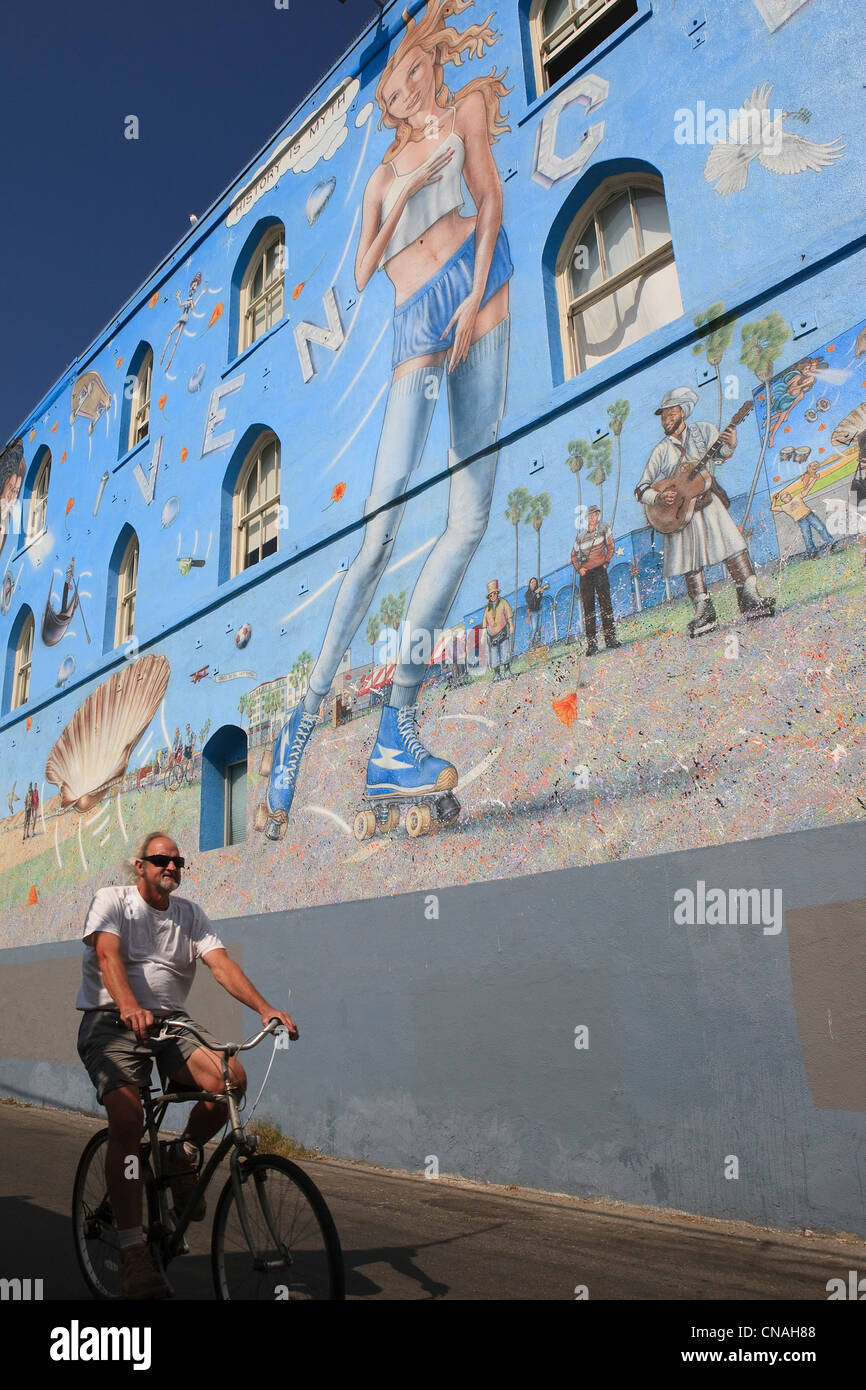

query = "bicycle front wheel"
[[211, 1155, 344, 1300], [72, 1128, 155, 1299]]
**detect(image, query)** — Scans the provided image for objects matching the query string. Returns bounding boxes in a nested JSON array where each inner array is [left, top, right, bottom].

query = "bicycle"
[[164, 750, 194, 793], [72, 1016, 345, 1300]]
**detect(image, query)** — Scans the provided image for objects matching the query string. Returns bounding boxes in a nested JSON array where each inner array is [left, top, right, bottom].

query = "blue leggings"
[[306, 315, 510, 709]]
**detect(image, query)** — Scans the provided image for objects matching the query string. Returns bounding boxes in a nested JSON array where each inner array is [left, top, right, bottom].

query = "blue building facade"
[[2, 0, 865, 1236]]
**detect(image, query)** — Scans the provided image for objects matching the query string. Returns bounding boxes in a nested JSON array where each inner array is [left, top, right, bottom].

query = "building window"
[[27, 452, 51, 543], [129, 346, 153, 449], [115, 532, 139, 647], [240, 227, 285, 352], [557, 177, 682, 377], [12, 610, 34, 710], [225, 759, 248, 846], [199, 725, 248, 851], [533, 0, 638, 91], [233, 433, 280, 575]]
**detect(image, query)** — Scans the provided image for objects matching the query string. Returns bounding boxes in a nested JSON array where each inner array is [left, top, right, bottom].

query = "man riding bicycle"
[[76, 829, 298, 1299]]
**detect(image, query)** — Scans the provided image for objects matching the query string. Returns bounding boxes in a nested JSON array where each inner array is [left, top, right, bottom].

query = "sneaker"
[[121, 1243, 171, 1300], [365, 704, 457, 800], [166, 1140, 206, 1221], [264, 705, 318, 839]]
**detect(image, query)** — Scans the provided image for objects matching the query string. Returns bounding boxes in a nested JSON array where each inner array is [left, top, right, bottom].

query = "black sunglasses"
[[142, 854, 185, 869]]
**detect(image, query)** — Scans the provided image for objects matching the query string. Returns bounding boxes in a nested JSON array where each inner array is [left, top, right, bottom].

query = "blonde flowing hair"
[[376, 0, 510, 161]]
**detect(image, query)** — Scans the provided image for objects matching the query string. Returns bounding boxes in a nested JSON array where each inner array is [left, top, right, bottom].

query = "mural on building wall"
[[753, 0, 815, 33], [702, 84, 844, 197], [0, 0, 862, 943], [0, 440, 25, 560]]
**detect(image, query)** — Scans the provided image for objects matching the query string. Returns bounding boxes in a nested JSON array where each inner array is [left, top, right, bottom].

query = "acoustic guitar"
[[643, 401, 754, 536]]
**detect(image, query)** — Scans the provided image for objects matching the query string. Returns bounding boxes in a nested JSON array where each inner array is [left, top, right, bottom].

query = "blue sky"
[[0, 0, 382, 446]]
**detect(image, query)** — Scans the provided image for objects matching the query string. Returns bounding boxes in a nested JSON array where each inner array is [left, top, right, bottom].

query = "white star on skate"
[[371, 743, 413, 771]]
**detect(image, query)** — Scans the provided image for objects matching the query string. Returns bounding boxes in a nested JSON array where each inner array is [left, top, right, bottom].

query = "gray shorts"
[[77, 1008, 221, 1104]]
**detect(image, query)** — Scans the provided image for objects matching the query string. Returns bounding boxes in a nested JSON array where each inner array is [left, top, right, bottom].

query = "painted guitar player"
[[259, 0, 512, 841]]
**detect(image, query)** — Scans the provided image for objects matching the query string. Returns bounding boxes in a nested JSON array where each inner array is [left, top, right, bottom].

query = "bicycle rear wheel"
[[211, 1155, 344, 1300], [72, 1128, 156, 1299]]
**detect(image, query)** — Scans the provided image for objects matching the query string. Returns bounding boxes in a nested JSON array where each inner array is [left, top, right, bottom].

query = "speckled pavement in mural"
[[1, 549, 863, 944]]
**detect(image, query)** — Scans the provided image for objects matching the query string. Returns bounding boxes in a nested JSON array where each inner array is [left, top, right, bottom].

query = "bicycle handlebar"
[[151, 1015, 287, 1054]]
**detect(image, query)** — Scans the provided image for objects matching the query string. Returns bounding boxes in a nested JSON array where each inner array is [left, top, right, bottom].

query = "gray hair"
[[125, 829, 178, 883]]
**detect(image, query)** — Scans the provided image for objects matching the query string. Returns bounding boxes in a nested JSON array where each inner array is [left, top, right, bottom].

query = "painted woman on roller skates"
[[262, 0, 512, 841]]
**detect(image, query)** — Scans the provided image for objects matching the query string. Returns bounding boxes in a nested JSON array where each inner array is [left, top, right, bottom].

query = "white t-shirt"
[[76, 884, 224, 1012]]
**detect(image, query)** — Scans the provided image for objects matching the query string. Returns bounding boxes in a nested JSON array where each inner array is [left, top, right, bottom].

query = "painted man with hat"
[[570, 505, 620, 656], [635, 386, 775, 637], [481, 579, 515, 681]]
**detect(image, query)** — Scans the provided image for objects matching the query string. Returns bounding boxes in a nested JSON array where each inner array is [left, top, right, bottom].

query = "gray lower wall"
[[2, 820, 866, 1235]]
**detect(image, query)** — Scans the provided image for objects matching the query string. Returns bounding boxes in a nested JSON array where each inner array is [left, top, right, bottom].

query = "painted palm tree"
[[379, 591, 407, 650], [564, 440, 588, 641], [739, 311, 792, 541], [264, 687, 282, 738], [237, 693, 249, 727], [505, 486, 531, 614], [525, 491, 552, 581], [692, 303, 737, 432], [606, 398, 630, 532], [586, 436, 613, 521], [296, 649, 313, 695], [378, 592, 406, 687], [366, 614, 382, 673], [198, 717, 212, 747]]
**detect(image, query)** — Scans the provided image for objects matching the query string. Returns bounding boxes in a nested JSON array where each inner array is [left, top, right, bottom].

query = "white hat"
[[655, 387, 698, 418]]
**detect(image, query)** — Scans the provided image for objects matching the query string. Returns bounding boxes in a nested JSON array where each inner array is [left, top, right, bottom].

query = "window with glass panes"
[[535, 0, 638, 91], [115, 534, 139, 646], [561, 180, 682, 377], [225, 758, 247, 845], [12, 612, 34, 709], [235, 435, 280, 574], [27, 454, 51, 541], [241, 230, 285, 351], [130, 348, 153, 448]]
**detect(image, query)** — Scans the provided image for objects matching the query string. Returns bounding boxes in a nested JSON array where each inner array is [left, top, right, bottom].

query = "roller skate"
[[352, 704, 461, 842], [738, 586, 776, 621], [253, 705, 318, 840], [687, 597, 718, 639]]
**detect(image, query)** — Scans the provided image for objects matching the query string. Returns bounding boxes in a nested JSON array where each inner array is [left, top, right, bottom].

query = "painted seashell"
[[831, 401, 866, 449], [57, 654, 76, 686], [46, 655, 170, 811], [188, 363, 206, 393], [305, 177, 336, 227]]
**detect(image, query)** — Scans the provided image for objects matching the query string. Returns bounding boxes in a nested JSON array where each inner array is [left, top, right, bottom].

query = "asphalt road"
[[1, 1102, 863, 1303]]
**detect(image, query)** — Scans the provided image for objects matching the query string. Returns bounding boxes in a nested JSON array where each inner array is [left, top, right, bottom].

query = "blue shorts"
[[392, 227, 513, 368]]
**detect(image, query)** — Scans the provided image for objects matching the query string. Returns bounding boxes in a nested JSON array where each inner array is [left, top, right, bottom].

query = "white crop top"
[[379, 109, 465, 267]]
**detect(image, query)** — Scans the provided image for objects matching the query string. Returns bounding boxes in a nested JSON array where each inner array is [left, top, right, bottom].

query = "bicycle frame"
[[140, 1019, 287, 1269]]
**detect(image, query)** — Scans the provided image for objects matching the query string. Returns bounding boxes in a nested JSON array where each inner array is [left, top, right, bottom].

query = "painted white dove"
[[704, 84, 844, 196]]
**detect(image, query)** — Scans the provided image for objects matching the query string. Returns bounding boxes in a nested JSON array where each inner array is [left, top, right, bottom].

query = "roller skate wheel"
[[259, 747, 273, 777], [406, 806, 425, 838], [264, 812, 288, 842], [253, 802, 269, 832], [382, 805, 400, 832], [406, 804, 433, 837], [354, 809, 377, 842]]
